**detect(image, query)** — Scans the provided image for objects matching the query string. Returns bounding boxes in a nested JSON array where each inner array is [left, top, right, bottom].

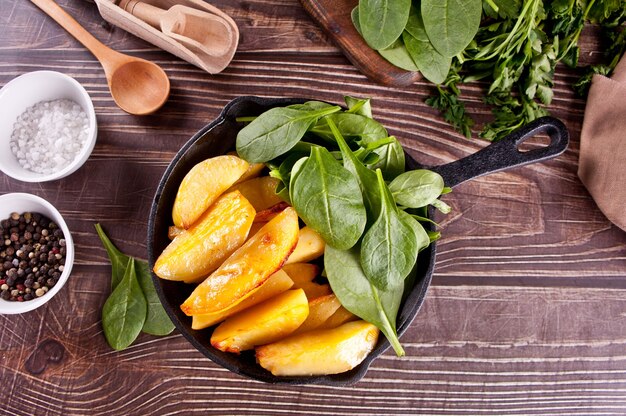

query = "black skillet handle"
[[429, 116, 569, 188]]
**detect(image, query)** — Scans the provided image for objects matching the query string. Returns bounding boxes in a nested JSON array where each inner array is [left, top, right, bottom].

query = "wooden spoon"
[[30, 0, 170, 115], [120, 0, 235, 59]]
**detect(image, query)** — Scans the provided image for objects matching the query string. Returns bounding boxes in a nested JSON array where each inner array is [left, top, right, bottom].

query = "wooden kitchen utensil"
[[31, 0, 170, 115], [119, 0, 235, 59], [93, 0, 239, 74], [299, 0, 422, 87]]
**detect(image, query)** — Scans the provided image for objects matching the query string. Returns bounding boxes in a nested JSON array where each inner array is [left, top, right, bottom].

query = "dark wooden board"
[[299, 0, 422, 87], [1, 0, 626, 414]]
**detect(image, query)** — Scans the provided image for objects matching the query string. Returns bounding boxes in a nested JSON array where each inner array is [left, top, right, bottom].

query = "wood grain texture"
[[1, 0, 626, 414]]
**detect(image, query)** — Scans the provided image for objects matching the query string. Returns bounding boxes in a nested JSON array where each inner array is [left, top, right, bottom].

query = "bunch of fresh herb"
[[352, 0, 625, 141], [95, 224, 174, 350], [235, 98, 449, 355]]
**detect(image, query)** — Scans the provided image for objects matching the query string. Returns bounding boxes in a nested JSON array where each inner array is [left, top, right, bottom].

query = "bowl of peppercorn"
[[0, 192, 74, 314]]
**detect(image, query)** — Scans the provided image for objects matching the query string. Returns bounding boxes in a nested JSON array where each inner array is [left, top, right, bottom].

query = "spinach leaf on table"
[[102, 258, 147, 351], [389, 169, 445, 208], [95, 223, 128, 290], [96, 224, 174, 346], [135, 259, 175, 336], [289, 147, 367, 250], [360, 170, 419, 290], [421, 0, 482, 58], [359, 0, 412, 50], [325, 245, 405, 356], [236, 106, 340, 163]]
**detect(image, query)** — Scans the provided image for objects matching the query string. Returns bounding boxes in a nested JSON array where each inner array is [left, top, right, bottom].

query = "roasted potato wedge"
[[285, 227, 325, 264], [228, 176, 283, 211], [154, 191, 255, 283], [256, 321, 379, 376], [191, 270, 294, 329], [172, 155, 249, 229], [180, 207, 299, 316], [211, 289, 309, 353], [282, 263, 332, 299], [167, 225, 184, 240], [246, 221, 265, 240], [254, 202, 290, 223], [227, 151, 265, 184], [319, 306, 358, 330], [293, 294, 341, 334]]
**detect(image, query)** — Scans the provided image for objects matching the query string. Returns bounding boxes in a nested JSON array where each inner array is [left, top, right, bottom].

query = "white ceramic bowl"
[[0, 193, 74, 314], [0, 71, 97, 182]]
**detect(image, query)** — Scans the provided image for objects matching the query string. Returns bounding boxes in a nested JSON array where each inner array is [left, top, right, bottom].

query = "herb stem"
[[235, 116, 257, 122], [484, 0, 499, 13]]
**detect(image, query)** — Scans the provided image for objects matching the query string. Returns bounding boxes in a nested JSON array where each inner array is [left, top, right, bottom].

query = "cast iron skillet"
[[147, 96, 569, 385]]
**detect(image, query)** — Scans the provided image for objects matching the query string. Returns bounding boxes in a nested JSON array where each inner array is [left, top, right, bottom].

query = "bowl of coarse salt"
[[0, 71, 97, 182]]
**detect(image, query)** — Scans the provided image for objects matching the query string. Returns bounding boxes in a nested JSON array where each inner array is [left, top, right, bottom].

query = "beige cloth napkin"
[[578, 54, 626, 231]]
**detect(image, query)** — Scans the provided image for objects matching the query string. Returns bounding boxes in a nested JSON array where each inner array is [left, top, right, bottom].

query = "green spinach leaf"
[[95, 223, 128, 290], [403, 5, 452, 84], [310, 112, 388, 144], [378, 38, 420, 71], [366, 136, 405, 180], [287, 101, 334, 111], [345, 96, 373, 118], [398, 210, 431, 253], [290, 147, 366, 250], [96, 224, 174, 341], [421, 0, 482, 57], [328, 117, 381, 224], [389, 169, 445, 208], [135, 259, 175, 336], [102, 258, 147, 350], [325, 245, 405, 356], [360, 170, 418, 290], [359, 0, 412, 50], [236, 106, 340, 163]]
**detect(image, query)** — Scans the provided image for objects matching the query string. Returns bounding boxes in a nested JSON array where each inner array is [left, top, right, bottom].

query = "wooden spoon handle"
[[119, 0, 166, 29], [30, 0, 120, 69]]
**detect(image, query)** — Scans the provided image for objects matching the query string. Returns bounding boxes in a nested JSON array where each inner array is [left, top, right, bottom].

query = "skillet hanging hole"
[[516, 132, 551, 153]]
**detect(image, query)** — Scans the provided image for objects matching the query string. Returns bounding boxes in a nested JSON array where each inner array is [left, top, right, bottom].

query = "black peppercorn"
[[0, 212, 65, 303]]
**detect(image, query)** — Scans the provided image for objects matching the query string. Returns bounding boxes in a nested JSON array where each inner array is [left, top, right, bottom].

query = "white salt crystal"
[[9, 99, 89, 175]]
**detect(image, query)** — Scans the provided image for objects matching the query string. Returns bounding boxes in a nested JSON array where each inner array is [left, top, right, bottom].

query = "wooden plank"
[[2, 286, 626, 414], [1, 0, 626, 414]]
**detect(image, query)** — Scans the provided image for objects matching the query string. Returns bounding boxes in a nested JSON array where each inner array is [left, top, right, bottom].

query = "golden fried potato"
[[180, 207, 299, 316], [154, 191, 255, 283], [228, 176, 283, 211], [256, 321, 379, 376], [211, 289, 309, 353], [282, 263, 332, 299], [191, 270, 294, 329], [254, 202, 291, 223], [172, 155, 249, 228], [285, 227, 325, 264], [227, 151, 265, 184], [167, 225, 184, 240], [293, 294, 341, 334], [318, 306, 358, 330]]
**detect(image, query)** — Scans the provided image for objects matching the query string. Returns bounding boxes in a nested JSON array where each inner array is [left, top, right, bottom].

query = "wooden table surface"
[[2, 0, 626, 414]]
